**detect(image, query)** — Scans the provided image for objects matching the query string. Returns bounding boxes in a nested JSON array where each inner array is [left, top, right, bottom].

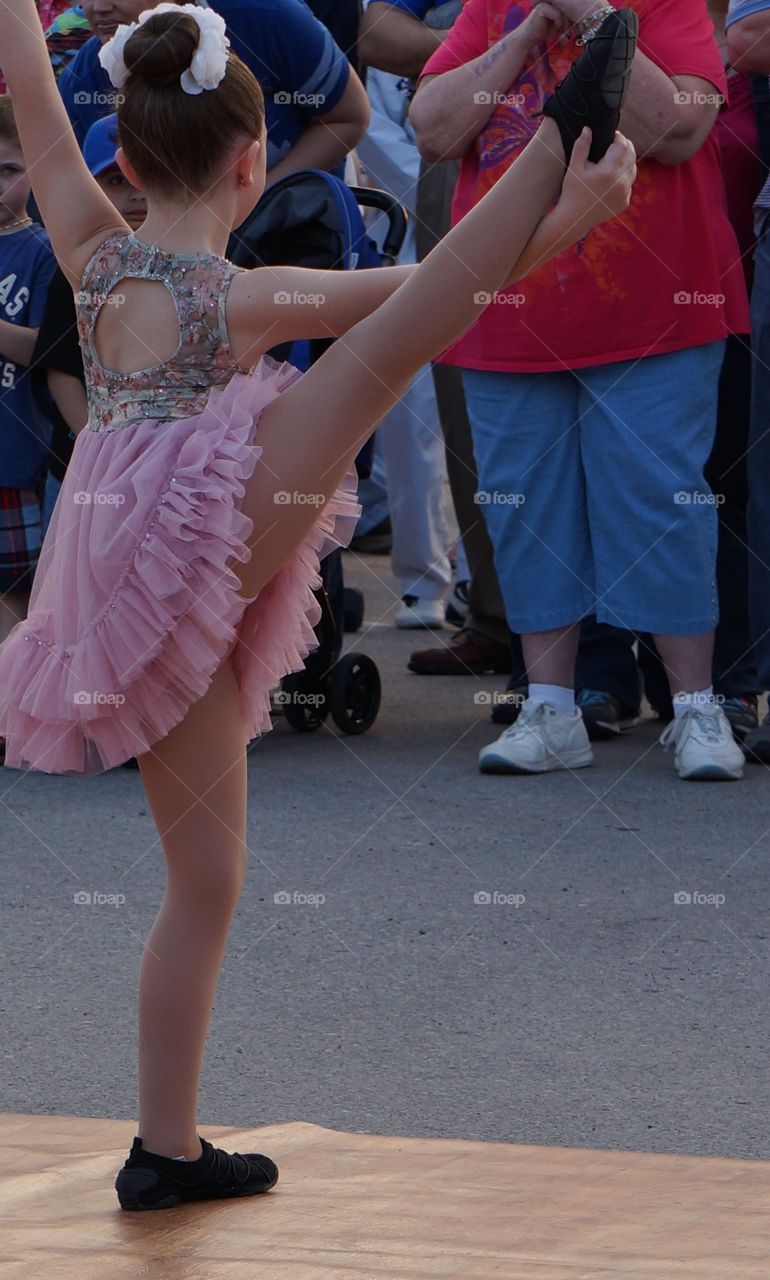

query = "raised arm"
[[0, 0, 127, 285]]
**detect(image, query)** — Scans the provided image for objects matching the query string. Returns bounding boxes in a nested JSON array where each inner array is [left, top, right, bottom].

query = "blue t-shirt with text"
[[0, 224, 57, 489]]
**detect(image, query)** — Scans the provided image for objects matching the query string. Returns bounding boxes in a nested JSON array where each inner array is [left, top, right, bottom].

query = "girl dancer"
[[0, 0, 637, 1209]]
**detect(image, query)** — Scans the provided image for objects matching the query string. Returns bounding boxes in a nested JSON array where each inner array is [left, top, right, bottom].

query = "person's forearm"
[[265, 117, 363, 188], [359, 4, 444, 78], [617, 52, 716, 163], [726, 12, 770, 74], [0, 320, 37, 367], [409, 25, 535, 162], [47, 369, 88, 434]]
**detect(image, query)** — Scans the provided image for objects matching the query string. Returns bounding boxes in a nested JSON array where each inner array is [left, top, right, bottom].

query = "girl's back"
[[79, 231, 249, 434]]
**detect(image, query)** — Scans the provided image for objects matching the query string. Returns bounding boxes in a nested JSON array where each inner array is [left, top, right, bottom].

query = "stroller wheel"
[[280, 673, 329, 732], [329, 653, 381, 735]]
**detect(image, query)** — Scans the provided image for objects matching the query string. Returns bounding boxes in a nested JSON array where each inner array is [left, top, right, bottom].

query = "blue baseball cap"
[[83, 113, 120, 178]]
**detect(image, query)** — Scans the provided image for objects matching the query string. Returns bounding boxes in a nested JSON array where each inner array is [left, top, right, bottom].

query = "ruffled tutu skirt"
[[0, 355, 360, 775]]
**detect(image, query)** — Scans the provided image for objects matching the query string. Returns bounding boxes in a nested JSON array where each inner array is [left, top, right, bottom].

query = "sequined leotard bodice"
[[76, 230, 251, 433]]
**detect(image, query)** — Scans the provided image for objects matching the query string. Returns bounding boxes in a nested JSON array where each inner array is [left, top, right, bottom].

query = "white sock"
[[672, 686, 716, 718], [529, 683, 577, 717]]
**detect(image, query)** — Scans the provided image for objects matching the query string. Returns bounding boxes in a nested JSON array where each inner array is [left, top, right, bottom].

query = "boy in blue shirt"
[[0, 95, 57, 649]]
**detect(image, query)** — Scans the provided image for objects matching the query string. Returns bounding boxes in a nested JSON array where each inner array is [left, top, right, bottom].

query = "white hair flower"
[[98, 2, 230, 96], [98, 20, 139, 89]]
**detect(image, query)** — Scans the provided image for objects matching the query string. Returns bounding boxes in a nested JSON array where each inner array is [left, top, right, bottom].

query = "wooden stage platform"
[[2, 1113, 769, 1278]]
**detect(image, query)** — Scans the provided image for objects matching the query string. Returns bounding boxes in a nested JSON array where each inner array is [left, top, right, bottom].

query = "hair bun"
[[123, 10, 199, 87]]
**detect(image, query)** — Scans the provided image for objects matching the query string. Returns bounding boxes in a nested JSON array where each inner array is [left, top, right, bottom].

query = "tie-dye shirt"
[[420, 0, 750, 371]]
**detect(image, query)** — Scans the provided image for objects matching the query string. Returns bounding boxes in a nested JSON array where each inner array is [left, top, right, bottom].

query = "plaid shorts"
[[0, 485, 43, 593]]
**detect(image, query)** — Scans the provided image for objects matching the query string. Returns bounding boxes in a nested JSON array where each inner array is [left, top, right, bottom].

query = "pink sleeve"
[[639, 0, 728, 93], [419, 0, 490, 79]]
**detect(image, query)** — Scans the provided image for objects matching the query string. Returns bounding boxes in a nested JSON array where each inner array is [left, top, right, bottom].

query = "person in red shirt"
[[411, 0, 749, 780]]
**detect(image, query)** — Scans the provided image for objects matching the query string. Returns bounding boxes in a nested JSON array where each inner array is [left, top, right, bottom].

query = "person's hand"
[[518, 2, 569, 48], [555, 128, 637, 234]]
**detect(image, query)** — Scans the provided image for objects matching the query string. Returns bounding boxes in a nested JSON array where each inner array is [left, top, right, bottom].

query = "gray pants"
[[415, 159, 508, 646]]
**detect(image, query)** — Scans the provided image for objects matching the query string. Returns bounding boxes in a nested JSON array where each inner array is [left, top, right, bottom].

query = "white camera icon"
[[274, 490, 291, 504], [273, 290, 291, 304], [673, 891, 692, 905], [274, 890, 292, 904], [474, 291, 492, 305], [73, 491, 91, 504], [473, 890, 491, 905], [274, 91, 291, 105], [473, 90, 492, 104], [73, 690, 92, 705], [473, 691, 491, 704], [73, 890, 91, 904], [674, 91, 691, 105], [674, 291, 691, 305]]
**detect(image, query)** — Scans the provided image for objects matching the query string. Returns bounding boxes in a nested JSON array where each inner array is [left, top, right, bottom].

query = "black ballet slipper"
[[115, 1135, 279, 1210], [541, 8, 639, 164]]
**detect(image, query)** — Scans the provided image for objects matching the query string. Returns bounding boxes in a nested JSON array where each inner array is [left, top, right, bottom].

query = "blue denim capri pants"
[[462, 341, 725, 636]]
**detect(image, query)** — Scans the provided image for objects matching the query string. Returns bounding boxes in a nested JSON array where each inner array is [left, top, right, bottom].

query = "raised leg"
[[134, 657, 248, 1158], [234, 121, 570, 598]]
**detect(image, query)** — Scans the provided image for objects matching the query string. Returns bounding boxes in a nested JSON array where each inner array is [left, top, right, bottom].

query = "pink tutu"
[[0, 356, 361, 775]]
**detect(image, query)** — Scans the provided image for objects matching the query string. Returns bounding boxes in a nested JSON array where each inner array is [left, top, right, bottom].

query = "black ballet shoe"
[[115, 1135, 279, 1210], [541, 8, 639, 164]]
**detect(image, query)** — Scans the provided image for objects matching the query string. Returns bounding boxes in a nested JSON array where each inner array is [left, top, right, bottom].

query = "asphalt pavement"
[[2, 551, 768, 1161]]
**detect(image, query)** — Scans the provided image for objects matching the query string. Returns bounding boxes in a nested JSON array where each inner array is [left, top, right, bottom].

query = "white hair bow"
[[98, 2, 230, 96]]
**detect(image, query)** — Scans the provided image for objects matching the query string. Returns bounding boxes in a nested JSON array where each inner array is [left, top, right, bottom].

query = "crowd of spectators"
[[2, 0, 770, 781]]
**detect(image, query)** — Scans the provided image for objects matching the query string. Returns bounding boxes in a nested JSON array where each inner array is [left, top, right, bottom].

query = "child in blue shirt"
[[0, 95, 56, 649]]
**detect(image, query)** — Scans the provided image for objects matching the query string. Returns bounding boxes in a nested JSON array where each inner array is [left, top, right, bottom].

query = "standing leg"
[[134, 656, 248, 1158]]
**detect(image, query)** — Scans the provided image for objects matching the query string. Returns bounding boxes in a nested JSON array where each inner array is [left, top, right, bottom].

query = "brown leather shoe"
[[408, 628, 511, 675]]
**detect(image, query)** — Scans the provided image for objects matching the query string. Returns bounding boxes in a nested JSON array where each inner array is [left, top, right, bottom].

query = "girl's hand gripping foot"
[[553, 126, 637, 239]]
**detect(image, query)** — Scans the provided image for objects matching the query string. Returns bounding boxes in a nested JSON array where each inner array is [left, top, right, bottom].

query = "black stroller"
[[227, 170, 407, 735]]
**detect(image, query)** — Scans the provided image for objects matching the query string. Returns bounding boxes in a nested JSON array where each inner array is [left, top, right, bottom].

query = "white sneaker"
[[659, 706, 744, 780], [478, 697, 593, 774], [395, 595, 445, 629]]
